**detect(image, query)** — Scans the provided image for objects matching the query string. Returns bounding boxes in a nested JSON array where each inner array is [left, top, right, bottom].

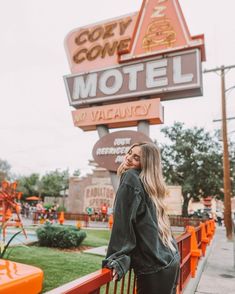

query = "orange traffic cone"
[[59, 211, 64, 225], [108, 214, 113, 230], [76, 220, 81, 229]]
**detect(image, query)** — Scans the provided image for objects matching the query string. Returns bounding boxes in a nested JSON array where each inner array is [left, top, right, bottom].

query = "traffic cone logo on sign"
[[119, 0, 205, 62]]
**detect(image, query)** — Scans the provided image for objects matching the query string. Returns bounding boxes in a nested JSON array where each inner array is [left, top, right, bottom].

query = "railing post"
[[200, 222, 209, 257], [206, 221, 213, 244], [186, 226, 202, 278]]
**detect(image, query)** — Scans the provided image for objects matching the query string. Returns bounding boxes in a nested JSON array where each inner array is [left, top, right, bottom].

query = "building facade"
[[68, 164, 182, 215]]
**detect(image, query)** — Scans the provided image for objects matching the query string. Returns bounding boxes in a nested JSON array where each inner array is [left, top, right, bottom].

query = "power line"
[[213, 116, 235, 122], [203, 64, 235, 73]]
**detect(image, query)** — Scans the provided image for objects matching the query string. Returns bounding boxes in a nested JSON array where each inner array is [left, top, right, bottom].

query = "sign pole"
[[97, 125, 120, 192], [137, 121, 150, 137]]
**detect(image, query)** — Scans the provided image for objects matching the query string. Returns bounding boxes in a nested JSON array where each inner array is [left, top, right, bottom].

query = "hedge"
[[36, 223, 86, 248]]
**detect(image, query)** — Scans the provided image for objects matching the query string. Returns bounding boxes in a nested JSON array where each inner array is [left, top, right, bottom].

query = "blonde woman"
[[102, 142, 180, 294]]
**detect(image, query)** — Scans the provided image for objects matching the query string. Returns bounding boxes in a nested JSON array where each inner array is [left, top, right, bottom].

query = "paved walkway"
[[83, 245, 107, 256], [21, 217, 110, 229], [184, 226, 235, 294]]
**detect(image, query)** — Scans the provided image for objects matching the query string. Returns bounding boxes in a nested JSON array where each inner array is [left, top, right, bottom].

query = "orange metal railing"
[[45, 220, 216, 294], [176, 231, 191, 292]]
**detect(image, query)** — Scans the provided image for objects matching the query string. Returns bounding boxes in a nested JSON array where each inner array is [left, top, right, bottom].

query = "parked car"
[[189, 209, 211, 219]]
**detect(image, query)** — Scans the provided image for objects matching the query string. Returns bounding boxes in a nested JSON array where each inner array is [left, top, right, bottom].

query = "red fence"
[[169, 215, 206, 227], [32, 212, 208, 228], [45, 220, 216, 294]]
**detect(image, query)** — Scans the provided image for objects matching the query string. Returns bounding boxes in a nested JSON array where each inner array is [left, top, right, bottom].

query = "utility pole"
[[204, 64, 235, 240]]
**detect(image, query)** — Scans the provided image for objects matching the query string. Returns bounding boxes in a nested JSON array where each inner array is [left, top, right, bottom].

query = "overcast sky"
[[0, 0, 235, 177]]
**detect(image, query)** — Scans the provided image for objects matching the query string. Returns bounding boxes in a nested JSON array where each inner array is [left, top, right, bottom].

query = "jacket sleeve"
[[102, 176, 142, 280]]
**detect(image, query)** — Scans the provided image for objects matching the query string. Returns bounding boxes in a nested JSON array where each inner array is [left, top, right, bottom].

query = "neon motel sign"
[[64, 49, 201, 107], [64, 0, 205, 130]]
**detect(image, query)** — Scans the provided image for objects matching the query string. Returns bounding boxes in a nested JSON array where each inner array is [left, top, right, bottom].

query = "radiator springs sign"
[[84, 185, 115, 212]]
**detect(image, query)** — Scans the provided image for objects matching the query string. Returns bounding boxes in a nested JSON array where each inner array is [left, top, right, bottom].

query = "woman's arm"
[[102, 176, 142, 280]]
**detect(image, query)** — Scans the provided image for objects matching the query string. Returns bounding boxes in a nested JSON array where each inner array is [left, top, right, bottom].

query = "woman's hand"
[[112, 269, 118, 281]]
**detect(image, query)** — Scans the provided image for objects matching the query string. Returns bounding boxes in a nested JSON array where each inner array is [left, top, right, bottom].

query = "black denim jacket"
[[102, 168, 180, 280]]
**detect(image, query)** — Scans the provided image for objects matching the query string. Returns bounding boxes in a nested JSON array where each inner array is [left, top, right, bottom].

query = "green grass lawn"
[[82, 229, 111, 247], [7, 246, 104, 293]]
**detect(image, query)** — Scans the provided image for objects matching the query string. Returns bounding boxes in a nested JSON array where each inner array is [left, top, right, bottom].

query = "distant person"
[[36, 201, 43, 213], [216, 210, 223, 226], [102, 142, 180, 294], [101, 203, 107, 222], [21, 202, 25, 216], [25, 202, 30, 218], [36, 201, 44, 222], [49, 204, 57, 223]]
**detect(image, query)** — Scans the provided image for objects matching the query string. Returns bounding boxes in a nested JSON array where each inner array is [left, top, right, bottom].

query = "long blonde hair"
[[118, 142, 175, 251]]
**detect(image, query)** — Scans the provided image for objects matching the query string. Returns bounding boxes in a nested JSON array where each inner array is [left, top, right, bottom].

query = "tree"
[[159, 122, 227, 216], [41, 169, 69, 201], [72, 169, 81, 177], [0, 159, 11, 182], [17, 173, 41, 198], [17, 169, 70, 202]]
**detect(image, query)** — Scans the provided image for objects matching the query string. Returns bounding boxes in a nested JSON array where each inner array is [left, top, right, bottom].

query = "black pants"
[[136, 257, 180, 294]]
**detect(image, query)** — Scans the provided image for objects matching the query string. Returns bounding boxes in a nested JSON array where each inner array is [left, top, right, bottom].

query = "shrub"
[[43, 203, 53, 210], [36, 223, 86, 248], [57, 206, 67, 212]]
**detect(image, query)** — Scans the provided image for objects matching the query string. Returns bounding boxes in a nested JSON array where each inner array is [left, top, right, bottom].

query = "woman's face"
[[123, 146, 141, 170]]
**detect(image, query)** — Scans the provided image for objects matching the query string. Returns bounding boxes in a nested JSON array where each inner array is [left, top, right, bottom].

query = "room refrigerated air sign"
[[64, 0, 205, 129]]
